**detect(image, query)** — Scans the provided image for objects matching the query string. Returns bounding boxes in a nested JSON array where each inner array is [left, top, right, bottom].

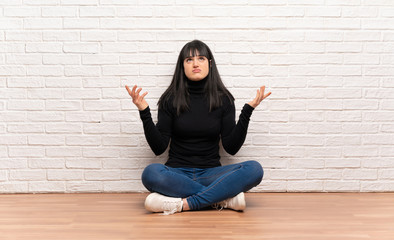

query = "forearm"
[[139, 107, 170, 155], [222, 104, 254, 155]]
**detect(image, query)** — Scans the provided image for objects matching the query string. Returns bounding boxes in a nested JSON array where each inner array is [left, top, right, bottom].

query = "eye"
[[185, 58, 192, 63], [198, 57, 206, 61]]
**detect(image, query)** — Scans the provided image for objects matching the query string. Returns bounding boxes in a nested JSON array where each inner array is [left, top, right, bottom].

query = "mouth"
[[192, 69, 201, 73]]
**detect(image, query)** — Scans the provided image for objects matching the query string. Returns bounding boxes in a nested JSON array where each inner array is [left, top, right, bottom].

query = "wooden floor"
[[0, 193, 393, 240]]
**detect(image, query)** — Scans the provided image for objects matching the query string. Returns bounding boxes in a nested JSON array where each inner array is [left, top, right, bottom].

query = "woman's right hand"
[[125, 85, 149, 111]]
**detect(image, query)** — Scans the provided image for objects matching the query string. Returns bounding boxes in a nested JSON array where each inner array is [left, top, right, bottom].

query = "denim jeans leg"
[[141, 163, 205, 198], [186, 160, 264, 210]]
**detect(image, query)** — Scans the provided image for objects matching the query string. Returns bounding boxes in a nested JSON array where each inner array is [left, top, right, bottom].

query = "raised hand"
[[125, 85, 149, 111], [247, 86, 271, 108]]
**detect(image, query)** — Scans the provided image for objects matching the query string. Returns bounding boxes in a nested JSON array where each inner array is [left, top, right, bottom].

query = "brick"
[[28, 135, 65, 145], [46, 78, 82, 88], [65, 112, 101, 122], [8, 124, 44, 133], [0, 159, 28, 169], [290, 112, 324, 122], [80, 7, 115, 17], [43, 55, 80, 65], [121, 170, 143, 180], [102, 65, 139, 76], [83, 123, 120, 134], [67, 182, 103, 193], [85, 170, 120, 180], [0, 66, 25, 76], [343, 147, 379, 157], [289, 136, 324, 146], [343, 169, 378, 180], [361, 182, 394, 192], [0, 19, 22, 29], [324, 181, 360, 192], [65, 66, 101, 77], [60, 0, 97, 5], [326, 111, 362, 122], [46, 147, 81, 157], [5, 31, 41, 41], [326, 89, 362, 99], [381, 124, 394, 133], [326, 136, 361, 146], [103, 181, 143, 192], [64, 18, 99, 29], [308, 100, 342, 110], [0, 135, 26, 145], [308, 147, 342, 158], [289, 159, 325, 169], [46, 100, 81, 111], [307, 170, 342, 180], [0, 88, 25, 99], [10, 170, 46, 181], [349, 7, 379, 17], [117, 7, 153, 17], [29, 159, 65, 169], [66, 159, 101, 169], [41, 7, 77, 16], [27, 66, 63, 76], [252, 135, 287, 146], [269, 147, 305, 158], [48, 170, 84, 180], [28, 112, 64, 122], [24, 18, 62, 29], [43, 31, 79, 41], [45, 123, 82, 133], [7, 100, 44, 111], [270, 123, 307, 134], [287, 181, 324, 192], [0, 112, 25, 123], [325, 159, 360, 168], [29, 182, 65, 193], [0, 182, 28, 193]]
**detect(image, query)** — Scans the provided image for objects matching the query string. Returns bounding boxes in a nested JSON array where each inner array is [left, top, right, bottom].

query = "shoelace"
[[212, 200, 228, 211], [162, 200, 182, 215]]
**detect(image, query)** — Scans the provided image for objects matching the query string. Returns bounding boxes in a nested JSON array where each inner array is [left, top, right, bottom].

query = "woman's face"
[[183, 52, 210, 81]]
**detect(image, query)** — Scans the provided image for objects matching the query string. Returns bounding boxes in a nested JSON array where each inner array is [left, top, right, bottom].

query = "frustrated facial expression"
[[183, 53, 210, 81]]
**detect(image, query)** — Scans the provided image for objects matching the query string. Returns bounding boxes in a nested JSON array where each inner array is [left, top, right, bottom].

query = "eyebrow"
[[185, 55, 205, 59]]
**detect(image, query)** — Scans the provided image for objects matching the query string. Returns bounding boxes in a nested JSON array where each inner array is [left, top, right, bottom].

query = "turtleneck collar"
[[187, 77, 207, 94]]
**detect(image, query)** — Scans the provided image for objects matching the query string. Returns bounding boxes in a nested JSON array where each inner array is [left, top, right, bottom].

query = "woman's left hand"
[[247, 86, 271, 108]]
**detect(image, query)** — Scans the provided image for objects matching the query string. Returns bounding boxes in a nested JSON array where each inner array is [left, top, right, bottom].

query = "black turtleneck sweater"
[[139, 79, 255, 168]]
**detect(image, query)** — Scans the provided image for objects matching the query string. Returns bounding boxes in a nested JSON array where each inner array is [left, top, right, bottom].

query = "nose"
[[192, 57, 199, 67]]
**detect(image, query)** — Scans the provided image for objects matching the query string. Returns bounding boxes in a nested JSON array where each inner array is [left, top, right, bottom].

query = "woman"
[[126, 40, 271, 215]]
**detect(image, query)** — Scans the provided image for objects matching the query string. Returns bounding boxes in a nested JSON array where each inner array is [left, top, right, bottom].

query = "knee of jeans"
[[141, 163, 165, 191], [245, 160, 264, 184]]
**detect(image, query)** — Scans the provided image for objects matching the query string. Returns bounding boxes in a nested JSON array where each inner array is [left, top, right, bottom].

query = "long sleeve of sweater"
[[139, 106, 172, 156], [220, 102, 254, 155]]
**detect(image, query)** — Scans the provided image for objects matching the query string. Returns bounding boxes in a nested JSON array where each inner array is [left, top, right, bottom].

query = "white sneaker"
[[212, 192, 246, 211], [145, 192, 183, 215]]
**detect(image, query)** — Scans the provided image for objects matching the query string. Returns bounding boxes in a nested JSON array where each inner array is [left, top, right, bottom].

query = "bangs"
[[181, 40, 211, 60]]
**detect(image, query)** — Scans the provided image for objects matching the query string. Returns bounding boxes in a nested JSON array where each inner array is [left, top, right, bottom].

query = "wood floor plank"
[[0, 193, 393, 240]]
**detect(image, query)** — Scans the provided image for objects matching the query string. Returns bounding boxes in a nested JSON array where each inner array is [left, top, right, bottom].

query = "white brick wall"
[[0, 1, 394, 193]]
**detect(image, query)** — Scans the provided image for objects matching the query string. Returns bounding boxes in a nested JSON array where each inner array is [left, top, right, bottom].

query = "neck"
[[187, 78, 207, 94]]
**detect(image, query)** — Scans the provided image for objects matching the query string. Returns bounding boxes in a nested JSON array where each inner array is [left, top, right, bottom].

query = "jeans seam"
[[195, 165, 242, 181], [192, 164, 244, 204]]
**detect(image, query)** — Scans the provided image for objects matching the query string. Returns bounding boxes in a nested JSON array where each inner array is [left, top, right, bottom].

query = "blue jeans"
[[141, 160, 264, 210]]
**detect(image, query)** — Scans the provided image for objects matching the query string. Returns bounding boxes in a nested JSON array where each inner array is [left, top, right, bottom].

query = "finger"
[[254, 89, 260, 101], [259, 86, 265, 102], [125, 85, 132, 96], [131, 85, 137, 97], [141, 91, 148, 99], [136, 87, 143, 96], [263, 91, 272, 99]]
